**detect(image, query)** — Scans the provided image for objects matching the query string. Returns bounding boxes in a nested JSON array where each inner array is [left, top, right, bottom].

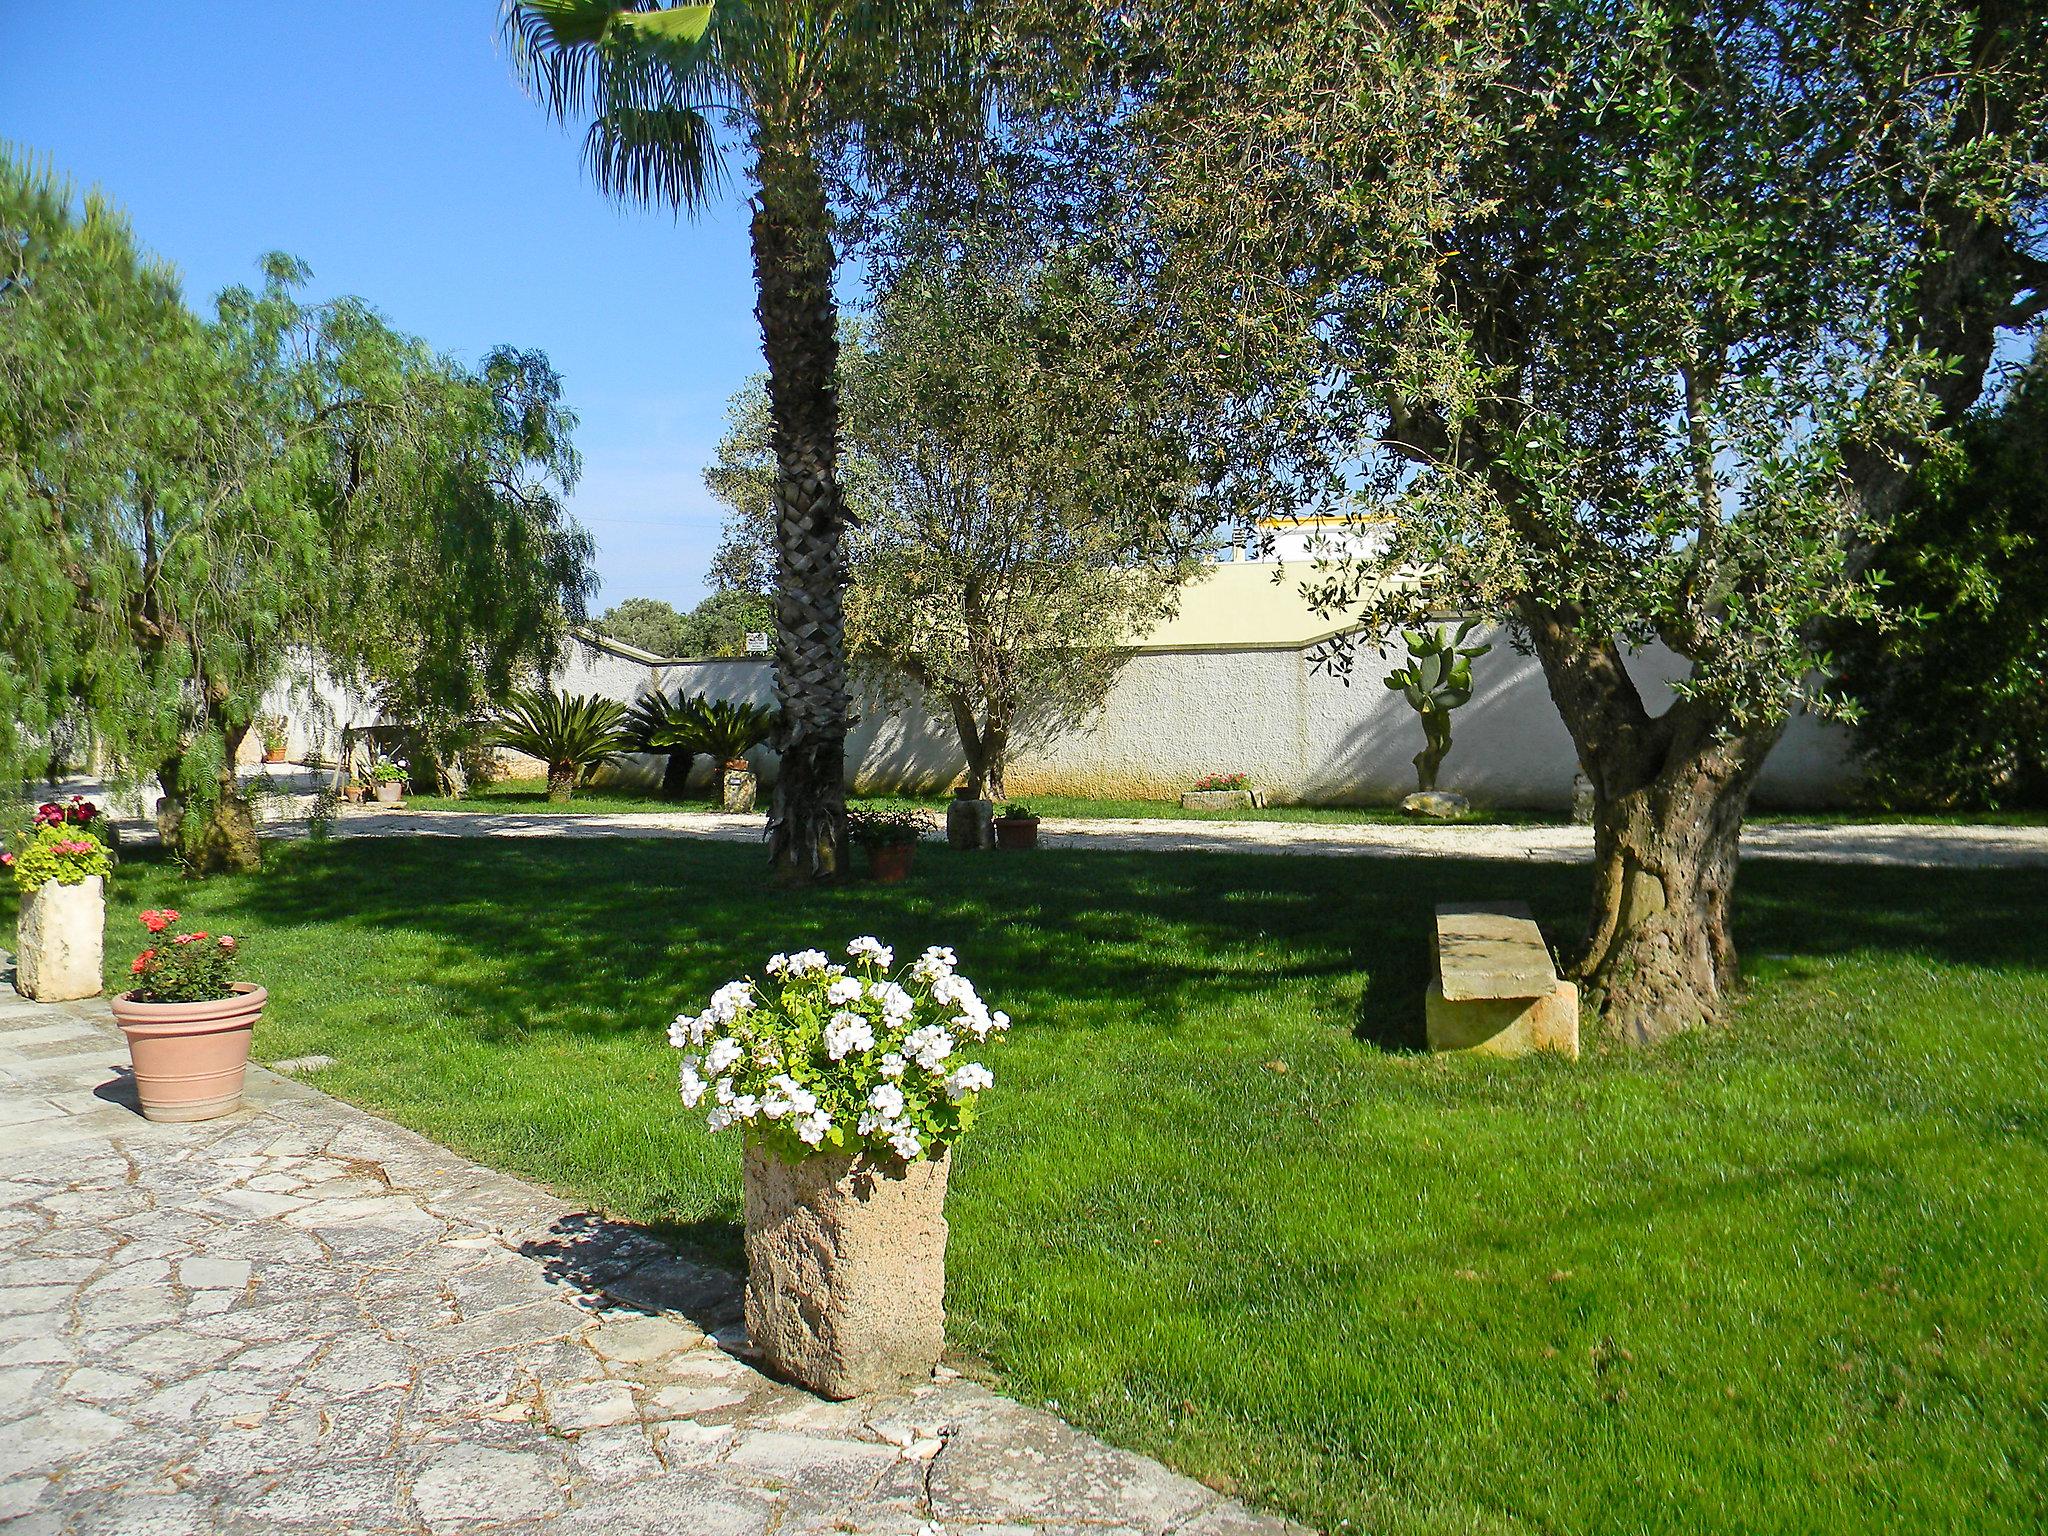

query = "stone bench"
[[1425, 901, 1580, 1058]]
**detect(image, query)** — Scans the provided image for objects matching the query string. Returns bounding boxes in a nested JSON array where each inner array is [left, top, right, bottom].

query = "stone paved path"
[[301, 806, 2048, 868], [0, 992, 1301, 1536]]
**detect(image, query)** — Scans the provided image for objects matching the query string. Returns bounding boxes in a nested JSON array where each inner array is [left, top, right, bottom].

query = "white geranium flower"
[[868, 980, 915, 1024], [795, 1109, 832, 1146], [705, 1037, 743, 1076], [931, 973, 978, 1008], [825, 1011, 875, 1061], [706, 980, 755, 1023], [847, 936, 893, 969], [786, 949, 830, 976], [912, 945, 957, 982], [765, 952, 790, 976], [887, 1124, 923, 1161], [762, 1073, 817, 1120], [867, 1082, 906, 1120], [679, 1064, 709, 1107], [826, 976, 863, 1005], [857, 1109, 880, 1136], [667, 1015, 693, 1049], [945, 1062, 993, 1101], [878, 1052, 907, 1079], [729, 1093, 760, 1121], [706, 1105, 735, 1133], [904, 1024, 955, 1072]]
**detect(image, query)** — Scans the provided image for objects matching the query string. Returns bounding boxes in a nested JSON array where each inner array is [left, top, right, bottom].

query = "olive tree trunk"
[[947, 693, 1011, 801], [752, 132, 850, 883], [1523, 606, 1784, 1044]]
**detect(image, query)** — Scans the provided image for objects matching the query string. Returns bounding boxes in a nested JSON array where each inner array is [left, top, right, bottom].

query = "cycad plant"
[[490, 689, 630, 802], [691, 697, 780, 767], [503, 0, 984, 880], [624, 688, 706, 800]]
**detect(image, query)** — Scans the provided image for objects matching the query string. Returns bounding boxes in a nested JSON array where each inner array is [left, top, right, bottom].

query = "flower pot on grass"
[[994, 806, 1040, 850], [113, 912, 259, 1123], [6, 798, 112, 1002], [669, 937, 1008, 1398], [848, 809, 934, 883], [374, 780, 404, 806], [945, 789, 994, 851]]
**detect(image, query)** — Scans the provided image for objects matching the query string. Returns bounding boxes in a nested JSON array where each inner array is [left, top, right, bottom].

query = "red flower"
[[172, 933, 199, 946], [140, 910, 170, 934], [190, 931, 208, 942], [218, 935, 237, 952], [0, 852, 11, 867], [131, 950, 154, 974]]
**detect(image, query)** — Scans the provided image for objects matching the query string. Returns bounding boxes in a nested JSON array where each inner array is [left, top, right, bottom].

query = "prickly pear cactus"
[[1384, 619, 1492, 792]]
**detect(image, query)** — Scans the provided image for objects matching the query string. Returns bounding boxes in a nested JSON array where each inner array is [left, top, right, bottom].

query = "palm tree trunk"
[[751, 132, 850, 883]]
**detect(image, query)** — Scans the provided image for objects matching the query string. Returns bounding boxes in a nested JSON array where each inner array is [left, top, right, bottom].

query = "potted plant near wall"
[[260, 716, 290, 764], [111, 911, 264, 1122], [994, 803, 1041, 850], [688, 698, 780, 813], [5, 797, 112, 1003], [370, 758, 407, 806], [847, 809, 934, 883], [669, 938, 1007, 1398], [1180, 772, 1266, 811]]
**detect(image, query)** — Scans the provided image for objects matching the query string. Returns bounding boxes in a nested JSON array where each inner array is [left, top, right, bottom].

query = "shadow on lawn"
[[133, 838, 2048, 1064]]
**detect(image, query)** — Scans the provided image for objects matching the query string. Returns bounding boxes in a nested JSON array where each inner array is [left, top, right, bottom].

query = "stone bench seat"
[[1425, 900, 1580, 1058]]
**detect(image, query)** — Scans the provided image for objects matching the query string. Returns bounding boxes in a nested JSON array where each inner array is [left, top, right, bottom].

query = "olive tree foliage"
[[0, 151, 593, 868], [1003, 0, 2048, 1042], [707, 241, 1212, 797]]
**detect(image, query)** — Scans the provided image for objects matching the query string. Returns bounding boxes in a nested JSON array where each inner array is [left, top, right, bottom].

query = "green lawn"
[[99, 838, 2048, 1534], [401, 776, 1555, 825]]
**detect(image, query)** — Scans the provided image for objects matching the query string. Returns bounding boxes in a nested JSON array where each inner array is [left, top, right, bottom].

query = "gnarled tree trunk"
[[1522, 603, 1783, 1044], [947, 692, 1011, 801], [546, 763, 576, 803], [752, 130, 849, 883]]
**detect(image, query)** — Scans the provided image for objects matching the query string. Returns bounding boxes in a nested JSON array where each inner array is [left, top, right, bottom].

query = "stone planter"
[[1179, 787, 1266, 811], [865, 842, 917, 884], [111, 983, 266, 1123], [945, 795, 994, 851], [723, 763, 757, 814], [743, 1141, 949, 1399], [14, 877, 104, 1003], [993, 816, 1040, 850], [1402, 790, 1471, 820], [374, 781, 404, 806]]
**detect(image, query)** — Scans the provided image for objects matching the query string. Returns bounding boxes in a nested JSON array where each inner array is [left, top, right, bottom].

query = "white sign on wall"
[[745, 631, 771, 656]]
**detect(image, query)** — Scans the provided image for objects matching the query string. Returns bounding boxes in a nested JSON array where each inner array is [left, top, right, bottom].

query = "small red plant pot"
[[994, 817, 1040, 851], [867, 843, 917, 884], [111, 984, 267, 1123]]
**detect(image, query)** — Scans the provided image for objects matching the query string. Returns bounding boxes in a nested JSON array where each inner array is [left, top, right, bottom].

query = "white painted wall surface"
[[552, 628, 1858, 810]]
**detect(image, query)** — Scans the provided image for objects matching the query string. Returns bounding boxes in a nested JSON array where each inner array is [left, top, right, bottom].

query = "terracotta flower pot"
[[111, 983, 266, 1123], [743, 1141, 949, 1399], [866, 842, 916, 884], [994, 816, 1040, 850], [263, 747, 288, 764]]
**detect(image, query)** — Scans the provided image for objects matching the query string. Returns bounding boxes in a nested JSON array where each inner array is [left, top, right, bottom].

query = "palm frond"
[[587, 105, 726, 209], [489, 688, 629, 770]]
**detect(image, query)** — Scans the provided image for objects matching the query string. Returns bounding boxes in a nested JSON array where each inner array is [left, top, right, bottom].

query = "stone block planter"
[[112, 983, 267, 1123], [14, 877, 104, 1003], [374, 780, 404, 806], [742, 1141, 949, 1400], [945, 795, 994, 851], [1179, 787, 1267, 811], [723, 763, 758, 814]]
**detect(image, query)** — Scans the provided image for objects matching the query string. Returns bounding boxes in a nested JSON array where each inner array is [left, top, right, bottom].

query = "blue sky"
[[0, 1, 768, 610]]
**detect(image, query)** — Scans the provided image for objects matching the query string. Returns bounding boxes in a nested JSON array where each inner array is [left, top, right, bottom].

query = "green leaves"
[[489, 690, 630, 771]]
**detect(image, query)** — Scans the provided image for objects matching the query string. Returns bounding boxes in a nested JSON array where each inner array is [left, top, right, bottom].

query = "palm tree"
[[689, 696, 780, 765], [503, 1, 982, 880], [490, 689, 630, 802]]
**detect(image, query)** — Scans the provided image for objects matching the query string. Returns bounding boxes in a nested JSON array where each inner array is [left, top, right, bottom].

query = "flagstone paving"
[[0, 990, 1302, 1536]]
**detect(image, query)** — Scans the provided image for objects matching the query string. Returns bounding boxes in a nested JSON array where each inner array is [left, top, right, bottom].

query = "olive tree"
[[708, 238, 1211, 796], [1018, 0, 2048, 1042]]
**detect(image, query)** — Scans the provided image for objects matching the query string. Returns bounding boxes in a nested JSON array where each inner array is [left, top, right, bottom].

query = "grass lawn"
[[401, 776, 1558, 825], [99, 838, 2048, 1534]]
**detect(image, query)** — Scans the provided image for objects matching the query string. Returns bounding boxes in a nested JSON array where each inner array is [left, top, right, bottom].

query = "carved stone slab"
[[1433, 901, 1558, 1001]]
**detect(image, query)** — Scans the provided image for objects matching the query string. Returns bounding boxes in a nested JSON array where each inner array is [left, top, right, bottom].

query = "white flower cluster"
[[666, 937, 1008, 1163]]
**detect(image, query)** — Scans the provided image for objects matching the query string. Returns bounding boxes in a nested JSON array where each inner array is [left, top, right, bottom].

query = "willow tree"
[[505, 0, 986, 881], [1, 152, 593, 869], [1025, 0, 2048, 1041]]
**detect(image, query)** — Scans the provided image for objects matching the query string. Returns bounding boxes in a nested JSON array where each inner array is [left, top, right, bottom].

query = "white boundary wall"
[[560, 628, 1857, 810]]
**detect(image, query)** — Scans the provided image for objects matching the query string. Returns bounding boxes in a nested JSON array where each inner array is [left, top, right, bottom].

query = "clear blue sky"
[[0, 1, 768, 611]]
